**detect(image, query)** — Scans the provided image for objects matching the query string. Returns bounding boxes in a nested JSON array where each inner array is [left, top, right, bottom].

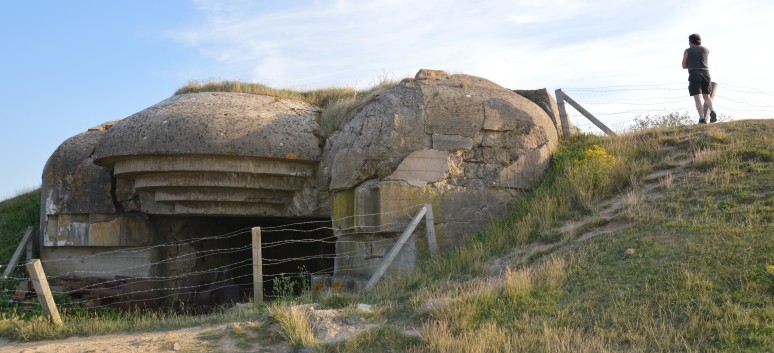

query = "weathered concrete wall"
[[513, 88, 564, 138], [41, 93, 328, 282], [40, 247, 157, 278], [41, 71, 562, 286], [93, 93, 322, 162], [323, 69, 559, 276], [93, 92, 327, 218], [40, 121, 157, 277], [40, 121, 155, 249]]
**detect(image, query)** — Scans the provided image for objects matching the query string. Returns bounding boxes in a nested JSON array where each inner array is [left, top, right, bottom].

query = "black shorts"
[[688, 70, 712, 96]]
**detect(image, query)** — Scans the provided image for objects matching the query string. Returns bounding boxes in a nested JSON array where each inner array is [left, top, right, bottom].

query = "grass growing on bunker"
[[174, 77, 399, 137]]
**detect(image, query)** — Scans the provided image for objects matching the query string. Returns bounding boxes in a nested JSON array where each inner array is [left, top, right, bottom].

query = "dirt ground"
[[0, 321, 289, 353], [0, 304, 386, 353]]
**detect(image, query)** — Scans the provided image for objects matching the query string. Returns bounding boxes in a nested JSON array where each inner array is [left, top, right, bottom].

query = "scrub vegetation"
[[0, 189, 40, 317], [174, 78, 399, 137], [1, 115, 772, 352]]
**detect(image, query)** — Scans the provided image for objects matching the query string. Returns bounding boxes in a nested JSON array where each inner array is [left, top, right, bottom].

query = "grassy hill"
[[0, 189, 39, 270], [0, 119, 772, 352], [347, 119, 774, 352]]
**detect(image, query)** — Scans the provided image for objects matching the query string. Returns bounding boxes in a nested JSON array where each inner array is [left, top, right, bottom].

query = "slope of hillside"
[[376, 119, 774, 353], [0, 189, 39, 274], [1, 120, 772, 353]]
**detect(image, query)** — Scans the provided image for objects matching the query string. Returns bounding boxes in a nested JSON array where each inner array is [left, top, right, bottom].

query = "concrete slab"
[[432, 134, 474, 151], [333, 233, 417, 276], [40, 247, 156, 279], [385, 149, 449, 187]]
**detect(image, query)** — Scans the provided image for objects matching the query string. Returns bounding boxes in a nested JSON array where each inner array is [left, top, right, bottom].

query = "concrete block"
[[44, 214, 88, 246], [88, 215, 121, 246], [119, 213, 153, 246], [40, 247, 156, 279], [310, 274, 331, 294], [44, 213, 152, 247], [332, 190, 355, 229], [513, 88, 563, 137], [421, 84, 486, 137], [334, 233, 417, 277], [375, 182, 434, 232], [432, 134, 474, 151], [330, 275, 354, 292], [386, 149, 449, 187], [354, 183, 380, 231]]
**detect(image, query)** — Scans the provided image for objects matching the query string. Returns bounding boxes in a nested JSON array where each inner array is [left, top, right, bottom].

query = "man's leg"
[[693, 95, 706, 123]]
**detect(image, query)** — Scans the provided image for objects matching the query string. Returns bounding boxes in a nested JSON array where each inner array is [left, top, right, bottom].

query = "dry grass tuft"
[[266, 303, 317, 349]]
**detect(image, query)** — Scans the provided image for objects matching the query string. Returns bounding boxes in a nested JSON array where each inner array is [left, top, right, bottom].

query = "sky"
[[1, 0, 773, 201]]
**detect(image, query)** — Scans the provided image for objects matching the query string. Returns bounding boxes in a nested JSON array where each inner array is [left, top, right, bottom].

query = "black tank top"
[[686, 46, 709, 72]]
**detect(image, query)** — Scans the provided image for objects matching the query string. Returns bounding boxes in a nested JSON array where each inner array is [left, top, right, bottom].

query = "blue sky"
[[2, 0, 773, 201]]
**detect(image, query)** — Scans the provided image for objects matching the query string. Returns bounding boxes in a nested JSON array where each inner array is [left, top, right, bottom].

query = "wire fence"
[[0, 202, 435, 312], [561, 82, 774, 134]]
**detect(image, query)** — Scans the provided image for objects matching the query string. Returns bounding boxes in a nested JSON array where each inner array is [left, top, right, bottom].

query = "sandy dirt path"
[[0, 322, 289, 353]]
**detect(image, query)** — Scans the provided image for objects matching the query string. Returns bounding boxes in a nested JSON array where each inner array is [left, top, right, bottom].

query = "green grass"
[[361, 119, 774, 352], [174, 78, 399, 137], [0, 189, 40, 261], [2, 119, 773, 352], [0, 302, 266, 342], [0, 189, 41, 315]]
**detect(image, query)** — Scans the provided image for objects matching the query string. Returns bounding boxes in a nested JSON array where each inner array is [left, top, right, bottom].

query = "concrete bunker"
[[322, 70, 562, 277], [41, 70, 565, 306], [41, 93, 333, 308]]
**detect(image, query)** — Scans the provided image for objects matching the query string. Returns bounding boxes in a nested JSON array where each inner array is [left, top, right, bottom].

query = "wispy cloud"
[[168, 0, 774, 124], [170, 0, 669, 88]]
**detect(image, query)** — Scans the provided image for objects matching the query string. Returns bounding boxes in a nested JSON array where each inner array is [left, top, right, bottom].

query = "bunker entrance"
[[150, 216, 334, 309]]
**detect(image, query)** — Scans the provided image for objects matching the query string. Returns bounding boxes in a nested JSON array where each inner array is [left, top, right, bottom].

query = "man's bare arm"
[[682, 50, 688, 69]]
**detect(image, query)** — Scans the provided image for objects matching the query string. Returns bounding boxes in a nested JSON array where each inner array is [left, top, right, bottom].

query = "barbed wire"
[[561, 82, 773, 134], [0, 232, 421, 280], [1, 202, 439, 312]]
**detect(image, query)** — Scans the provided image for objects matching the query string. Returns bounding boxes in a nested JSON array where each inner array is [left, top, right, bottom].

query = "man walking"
[[682, 33, 717, 124]]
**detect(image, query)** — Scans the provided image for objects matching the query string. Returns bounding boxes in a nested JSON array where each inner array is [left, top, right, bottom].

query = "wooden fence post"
[[555, 89, 572, 138], [26, 232, 34, 261], [364, 206, 428, 291], [560, 91, 617, 136], [25, 259, 62, 325], [252, 227, 263, 304], [3, 226, 34, 279], [704, 82, 719, 119], [424, 204, 438, 259]]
